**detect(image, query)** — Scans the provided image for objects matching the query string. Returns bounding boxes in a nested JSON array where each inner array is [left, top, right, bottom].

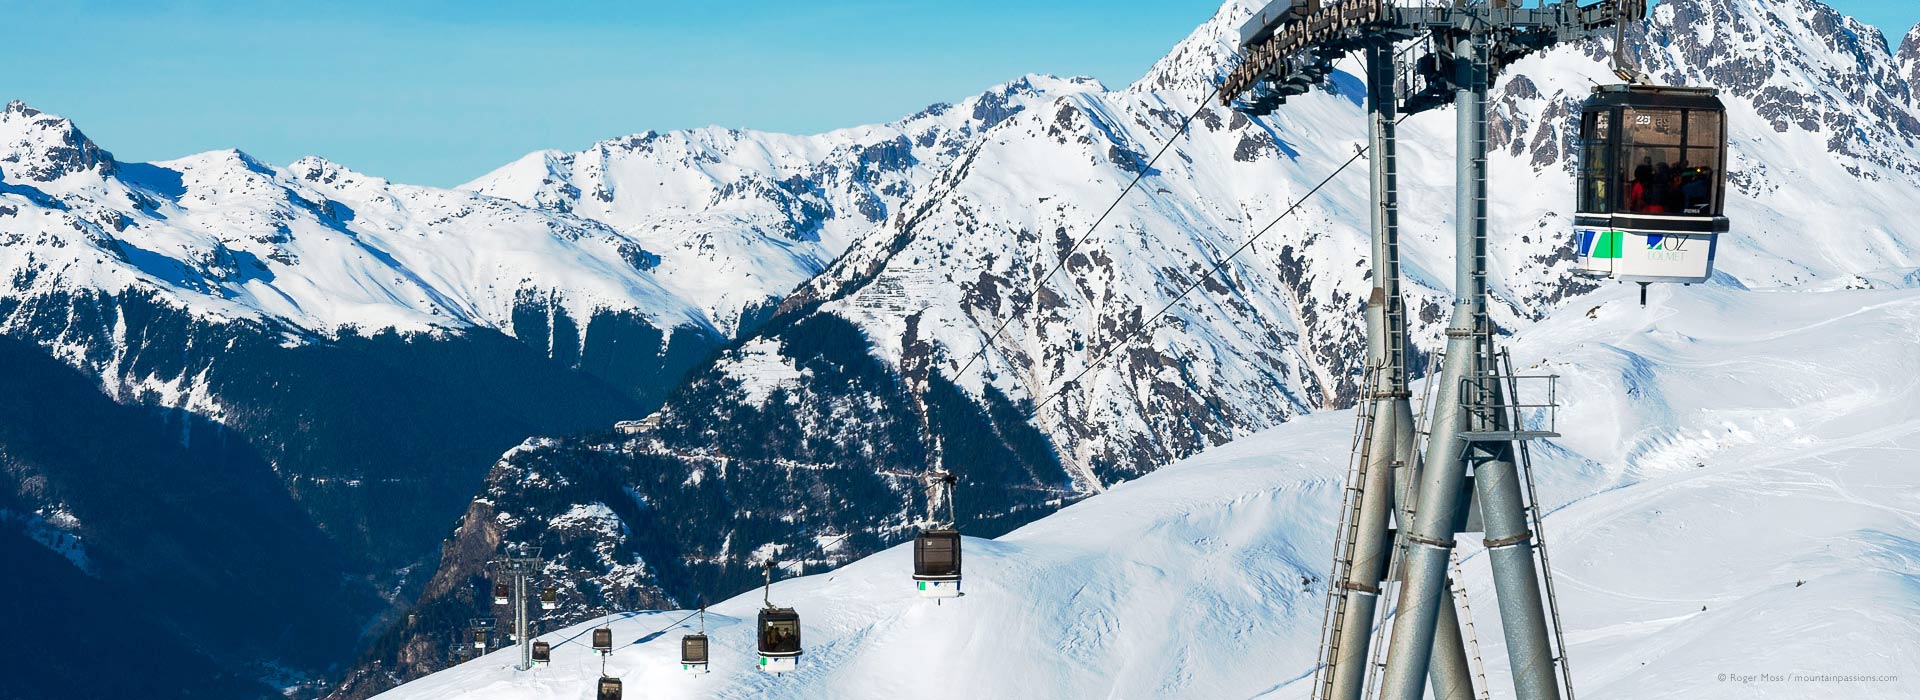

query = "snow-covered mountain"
[[796, 0, 1920, 482], [2, 98, 726, 692], [0, 73, 1092, 403], [460, 75, 1104, 337], [0, 101, 710, 340], [374, 280, 1920, 700], [0, 75, 1092, 695], [1900, 24, 1920, 102], [346, 0, 1920, 695], [13, 0, 1919, 696]]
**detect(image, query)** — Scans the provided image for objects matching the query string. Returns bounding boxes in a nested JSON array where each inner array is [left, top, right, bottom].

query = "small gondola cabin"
[[597, 676, 622, 700], [757, 607, 802, 673], [912, 528, 963, 598], [681, 633, 710, 674], [1572, 84, 1729, 284], [592, 626, 613, 654]]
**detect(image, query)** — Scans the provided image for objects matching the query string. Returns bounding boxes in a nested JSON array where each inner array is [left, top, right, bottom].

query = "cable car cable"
[[951, 83, 1227, 382], [606, 607, 705, 652], [1025, 112, 1413, 418]]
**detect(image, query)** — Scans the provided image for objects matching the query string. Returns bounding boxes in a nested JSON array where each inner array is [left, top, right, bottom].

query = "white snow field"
[[377, 277, 1920, 700]]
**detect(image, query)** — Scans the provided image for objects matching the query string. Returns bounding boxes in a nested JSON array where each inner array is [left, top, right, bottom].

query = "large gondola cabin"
[[1572, 84, 1729, 285]]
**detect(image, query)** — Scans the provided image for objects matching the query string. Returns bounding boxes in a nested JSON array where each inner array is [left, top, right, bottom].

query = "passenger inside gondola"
[[1681, 167, 1713, 213], [764, 621, 794, 650]]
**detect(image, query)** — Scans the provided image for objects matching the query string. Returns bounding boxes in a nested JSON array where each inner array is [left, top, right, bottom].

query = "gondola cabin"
[[531, 640, 551, 665], [912, 528, 963, 598], [492, 583, 510, 606], [592, 626, 613, 655], [470, 629, 487, 650], [680, 633, 710, 674], [756, 607, 802, 673], [540, 587, 558, 610], [1572, 84, 1728, 284], [597, 676, 623, 700]]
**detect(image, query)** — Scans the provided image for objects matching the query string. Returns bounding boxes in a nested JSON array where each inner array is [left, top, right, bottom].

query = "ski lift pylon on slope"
[[757, 561, 802, 673], [913, 470, 963, 598]]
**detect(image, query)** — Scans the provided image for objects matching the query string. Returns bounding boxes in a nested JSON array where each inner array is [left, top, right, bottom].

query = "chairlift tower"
[[491, 547, 544, 672], [1223, 3, 1646, 700]]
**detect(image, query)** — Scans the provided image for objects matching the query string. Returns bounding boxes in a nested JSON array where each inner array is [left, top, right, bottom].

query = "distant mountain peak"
[[1129, 0, 1253, 94], [0, 101, 116, 182], [287, 155, 388, 189]]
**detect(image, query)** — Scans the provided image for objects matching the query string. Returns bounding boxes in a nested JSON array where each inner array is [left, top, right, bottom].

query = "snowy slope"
[[377, 278, 1920, 700]]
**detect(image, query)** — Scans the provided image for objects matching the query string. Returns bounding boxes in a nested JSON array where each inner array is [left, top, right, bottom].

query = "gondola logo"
[[1579, 230, 1692, 261], [1578, 229, 1626, 259], [1644, 234, 1690, 261], [1644, 234, 1687, 251]]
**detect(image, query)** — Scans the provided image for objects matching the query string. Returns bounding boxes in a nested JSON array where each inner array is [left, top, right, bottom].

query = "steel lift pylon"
[[491, 547, 544, 672], [1222, 3, 1645, 700]]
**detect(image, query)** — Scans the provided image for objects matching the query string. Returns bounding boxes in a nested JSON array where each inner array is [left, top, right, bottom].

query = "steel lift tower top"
[[1226, 1, 1644, 116], [1219, 3, 1649, 700]]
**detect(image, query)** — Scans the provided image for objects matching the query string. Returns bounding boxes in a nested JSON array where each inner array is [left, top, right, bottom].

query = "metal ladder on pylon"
[[1501, 350, 1579, 700], [1449, 549, 1494, 700], [1311, 365, 1385, 700]]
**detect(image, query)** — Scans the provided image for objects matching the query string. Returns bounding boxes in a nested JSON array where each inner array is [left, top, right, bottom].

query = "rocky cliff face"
[[351, 0, 1920, 695], [1899, 23, 1920, 106]]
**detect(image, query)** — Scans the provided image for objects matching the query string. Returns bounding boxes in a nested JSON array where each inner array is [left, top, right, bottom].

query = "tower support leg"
[[1376, 32, 1488, 700], [1431, 584, 1476, 700], [1473, 376, 1561, 699], [1324, 38, 1415, 700]]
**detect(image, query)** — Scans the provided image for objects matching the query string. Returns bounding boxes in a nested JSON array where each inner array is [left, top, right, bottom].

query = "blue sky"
[[2, 1, 1913, 187]]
